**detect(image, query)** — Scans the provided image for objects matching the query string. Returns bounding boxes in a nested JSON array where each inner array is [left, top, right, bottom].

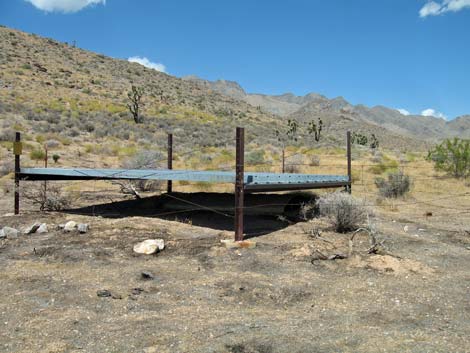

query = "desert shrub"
[[0, 129, 15, 142], [317, 192, 367, 233], [310, 155, 320, 166], [427, 138, 470, 178], [45, 139, 60, 149], [369, 154, 399, 175], [22, 184, 71, 211], [0, 161, 13, 177], [122, 150, 165, 192], [285, 154, 303, 173], [30, 149, 46, 162], [52, 154, 60, 163], [246, 150, 265, 165], [375, 171, 411, 198]]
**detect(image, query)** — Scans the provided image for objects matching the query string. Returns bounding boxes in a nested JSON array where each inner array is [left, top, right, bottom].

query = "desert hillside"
[[0, 25, 447, 157]]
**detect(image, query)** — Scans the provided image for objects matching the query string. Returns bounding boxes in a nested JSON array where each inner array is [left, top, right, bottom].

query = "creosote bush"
[[427, 138, 470, 178], [375, 171, 411, 198], [317, 192, 367, 233]]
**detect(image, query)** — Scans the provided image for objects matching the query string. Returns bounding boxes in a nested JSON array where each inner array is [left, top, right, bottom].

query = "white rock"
[[77, 223, 89, 234], [24, 223, 41, 234], [37, 223, 48, 234], [133, 239, 165, 255], [0, 227, 20, 239], [403, 226, 409, 233], [63, 221, 77, 232]]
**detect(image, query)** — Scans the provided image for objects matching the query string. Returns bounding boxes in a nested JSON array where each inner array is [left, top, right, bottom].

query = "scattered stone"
[[403, 226, 409, 233], [37, 223, 48, 234], [133, 239, 165, 255], [0, 227, 20, 239], [57, 224, 65, 230], [96, 289, 112, 298], [24, 223, 41, 235], [63, 221, 77, 232], [77, 223, 89, 234], [141, 271, 154, 280], [221, 239, 256, 249], [131, 288, 145, 296], [3, 213, 14, 217]]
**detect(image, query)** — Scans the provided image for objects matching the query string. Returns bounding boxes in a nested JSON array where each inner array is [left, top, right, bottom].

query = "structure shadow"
[[65, 192, 313, 237]]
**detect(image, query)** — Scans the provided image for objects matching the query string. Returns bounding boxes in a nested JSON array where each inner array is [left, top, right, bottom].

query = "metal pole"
[[167, 133, 173, 193], [14, 132, 21, 215], [282, 148, 285, 173], [234, 127, 245, 242], [346, 131, 352, 194], [44, 146, 48, 198]]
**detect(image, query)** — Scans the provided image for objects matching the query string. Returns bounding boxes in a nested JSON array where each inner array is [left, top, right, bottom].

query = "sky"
[[1, 0, 469, 120]]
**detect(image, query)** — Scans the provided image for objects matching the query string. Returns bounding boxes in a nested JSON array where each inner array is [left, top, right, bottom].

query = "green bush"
[[427, 138, 470, 178], [246, 150, 265, 165], [30, 149, 46, 161], [375, 171, 411, 198]]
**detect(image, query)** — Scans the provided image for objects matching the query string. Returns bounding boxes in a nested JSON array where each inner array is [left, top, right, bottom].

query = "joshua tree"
[[307, 118, 323, 142], [127, 85, 144, 124]]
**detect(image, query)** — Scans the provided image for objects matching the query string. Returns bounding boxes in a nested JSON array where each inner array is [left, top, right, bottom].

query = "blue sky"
[[1, 0, 469, 119]]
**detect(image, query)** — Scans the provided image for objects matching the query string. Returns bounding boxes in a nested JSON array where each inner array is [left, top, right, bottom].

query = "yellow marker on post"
[[13, 141, 22, 156]]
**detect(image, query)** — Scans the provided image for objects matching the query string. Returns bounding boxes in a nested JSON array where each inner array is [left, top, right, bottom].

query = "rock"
[[77, 223, 89, 234], [141, 271, 154, 280], [63, 221, 77, 232], [221, 239, 257, 249], [403, 226, 409, 233], [133, 239, 165, 255], [131, 288, 145, 295], [97, 289, 112, 298], [24, 223, 41, 235], [37, 223, 48, 234], [1, 227, 20, 239]]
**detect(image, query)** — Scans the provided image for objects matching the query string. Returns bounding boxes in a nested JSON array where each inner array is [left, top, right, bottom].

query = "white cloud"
[[397, 108, 411, 116], [419, 0, 470, 17], [26, 0, 105, 13], [421, 108, 447, 120], [128, 56, 167, 73]]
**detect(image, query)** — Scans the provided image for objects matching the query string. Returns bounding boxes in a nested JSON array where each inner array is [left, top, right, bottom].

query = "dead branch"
[[111, 180, 141, 199]]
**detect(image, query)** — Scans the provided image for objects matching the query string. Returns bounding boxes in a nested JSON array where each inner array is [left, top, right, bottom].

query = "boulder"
[[37, 223, 48, 234], [77, 223, 89, 234], [1, 227, 20, 239], [63, 221, 77, 232], [133, 239, 165, 255]]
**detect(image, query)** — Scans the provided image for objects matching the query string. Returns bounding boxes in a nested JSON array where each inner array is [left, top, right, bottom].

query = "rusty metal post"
[[282, 148, 285, 173], [346, 131, 352, 194], [234, 127, 245, 241], [167, 133, 173, 193], [14, 132, 21, 215]]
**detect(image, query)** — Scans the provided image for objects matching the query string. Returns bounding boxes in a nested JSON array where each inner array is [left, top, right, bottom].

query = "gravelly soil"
[[1, 209, 470, 353]]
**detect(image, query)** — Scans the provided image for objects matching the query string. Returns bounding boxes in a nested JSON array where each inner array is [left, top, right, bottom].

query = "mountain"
[[183, 76, 470, 141]]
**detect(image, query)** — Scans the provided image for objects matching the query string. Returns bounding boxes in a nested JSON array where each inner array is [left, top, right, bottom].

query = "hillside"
[[0, 24, 459, 160]]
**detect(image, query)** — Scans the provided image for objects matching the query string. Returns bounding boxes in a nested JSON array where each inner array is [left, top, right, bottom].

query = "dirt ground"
[[1, 192, 470, 353]]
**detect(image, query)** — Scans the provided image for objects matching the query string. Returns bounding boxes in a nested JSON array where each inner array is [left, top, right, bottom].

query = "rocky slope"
[[183, 76, 470, 141]]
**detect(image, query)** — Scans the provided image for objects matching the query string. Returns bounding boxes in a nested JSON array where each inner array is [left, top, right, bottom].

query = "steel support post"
[[234, 127, 245, 241]]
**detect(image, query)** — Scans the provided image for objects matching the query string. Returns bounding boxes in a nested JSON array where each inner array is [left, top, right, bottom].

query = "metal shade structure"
[[13, 128, 352, 241]]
